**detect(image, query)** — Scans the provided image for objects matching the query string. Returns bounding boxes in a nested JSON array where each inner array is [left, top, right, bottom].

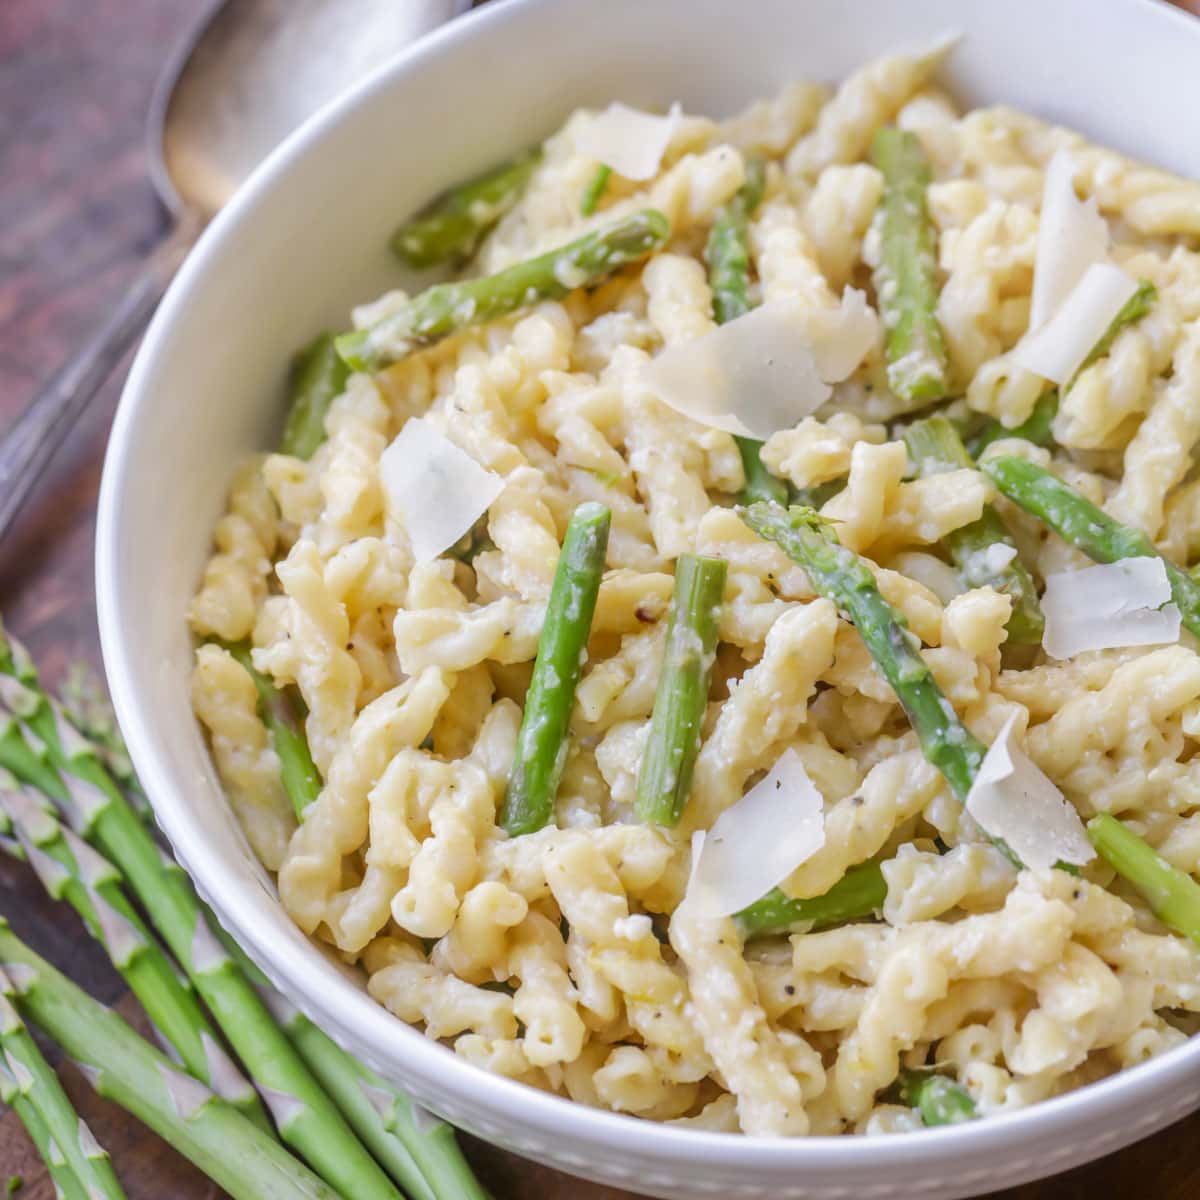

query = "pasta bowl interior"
[[97, 0, 1200, 1196]]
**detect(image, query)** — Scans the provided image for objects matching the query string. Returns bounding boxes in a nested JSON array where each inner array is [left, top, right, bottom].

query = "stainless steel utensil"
[[0, 0, 469, 540]]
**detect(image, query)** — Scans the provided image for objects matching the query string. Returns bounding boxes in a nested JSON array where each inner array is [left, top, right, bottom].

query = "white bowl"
[[97, 1, 1200, 1195]]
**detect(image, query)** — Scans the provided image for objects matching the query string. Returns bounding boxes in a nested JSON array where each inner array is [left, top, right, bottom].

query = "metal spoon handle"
[[0, 219, 197, 542]]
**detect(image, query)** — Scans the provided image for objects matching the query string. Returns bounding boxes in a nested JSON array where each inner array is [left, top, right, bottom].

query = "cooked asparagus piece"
[[0, 634, 403, 1200], [870, 127, 949, 404], [741, 503, 988, 802], [0, 769, 266, 1131], [279, 333, 350, 461], [0, 1056, 89, 1200], [223, 642, 322, 818], [579, 164, 612, 216], [0, 964, 125, 1200], [501, 503, 611, 836], [903, 417, 1044, 643], [0, 926, 338, 1200], [339, 209, 670, 371], [705, 155, 766, 326], [897, 1070, 978, 1126], [702, 157, 786, 507], [1076, 279, 1157, 376], [735, 859, 887, 939], [391, 148, 541, 268], [635, 554, 728, 827], [968, 390, 1059, 457], [1087, 814, 1200, 945], [980, 456, 1200, 641], [968, 280, 1156, 455]]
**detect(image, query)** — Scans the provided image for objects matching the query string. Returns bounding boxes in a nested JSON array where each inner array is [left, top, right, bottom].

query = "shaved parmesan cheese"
[[1029, 153, 1111, 331], [642, 294, 878, 439], [685, 748, 825, 917], [574, 102, 681, 181], [379, 418, 504, 564], [1013, 262, 1138, 385], [965, 712, 1094, 873], [1041, 557, 1181, 660]]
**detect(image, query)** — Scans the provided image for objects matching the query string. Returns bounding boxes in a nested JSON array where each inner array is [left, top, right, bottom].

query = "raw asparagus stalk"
[[0, 637, 404, 1200], [735, 859, 887, 939], [0, 769, 268, 1131], [0, 926, 339, 1200], [896, 1070, 977, 1126], [501, 503, 612, 835], [54, 645, 488, 1200], [903, 417, 1044, 643], [1087, 814, 1200, 944], [59, 663, 145, 811], [980, 456, 1200, 641], [0, 964, 126, 1199], [391, 148, 541, 268], [279, 333, 350, 462], [870, 127, 950, 404], [0, 1055, 90, 1200], [224, 642, 322, 818], [579, 164, 612, 216], [339, 209, 671, 371], [634, 554, 728, 826], [703, 157, 787, 507]]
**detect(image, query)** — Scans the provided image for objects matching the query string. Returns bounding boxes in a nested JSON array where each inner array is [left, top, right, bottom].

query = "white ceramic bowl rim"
[[97, 0, 1200, 1186]]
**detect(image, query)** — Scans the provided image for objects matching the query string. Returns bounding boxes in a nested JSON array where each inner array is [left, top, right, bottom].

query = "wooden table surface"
[[4, 0, 1200, 1195]]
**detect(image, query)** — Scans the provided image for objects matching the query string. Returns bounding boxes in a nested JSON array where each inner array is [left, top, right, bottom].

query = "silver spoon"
[[0, 0, 469, 541]]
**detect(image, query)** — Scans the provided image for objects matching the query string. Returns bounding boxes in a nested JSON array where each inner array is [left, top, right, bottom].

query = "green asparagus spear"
[[1087, 814, 1200, 944], [0, 634, 404, 1200], [501, 503, 611, 836], [392, 148, 541, 268], [580, 164, 612, 216], [0, 964, 126, 1200], [0, 769, 267, 1131], [741, 502, 987, 802], [0, 1054, 88, 1200], [339, 209, 671, 371], [705, 155, 766, 326], [903, 417, 1044, 643], [223, 642, 322, 818], [59, 663, 143, 809], [702, 157, 785, 507], [0, 926, 338, 1200], [735, 859, 887, 939], [967, 280, 1156, 456], [279, 334, 350, 462], [634, 554, 728, 827], [968, 390, 1059, 457], [897, 1070, 978, 1126], [1076, 279, 1157, 377], [870, 127, 950, 404], [981, 456, 1200, 641]]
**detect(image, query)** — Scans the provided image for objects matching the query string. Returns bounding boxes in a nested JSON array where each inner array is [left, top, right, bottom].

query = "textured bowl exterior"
[[97, 1, 1200, 1196]]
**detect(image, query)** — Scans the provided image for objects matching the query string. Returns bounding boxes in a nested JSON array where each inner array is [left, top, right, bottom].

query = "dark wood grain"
[[2, 0, 1200, 1195]]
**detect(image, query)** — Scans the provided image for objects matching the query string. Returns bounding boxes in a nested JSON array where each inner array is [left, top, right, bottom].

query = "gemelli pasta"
[[191, 40, 1200, 1137]]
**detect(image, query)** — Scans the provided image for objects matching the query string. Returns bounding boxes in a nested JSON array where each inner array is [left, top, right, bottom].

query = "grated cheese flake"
[[1013, 262, 1139, 385], [685, 748, 825, 917], [1029, 152, 1111, 331], [379, 418, 504, 564], [965, 712, 1094, 873], [642, 294, 878, 439], [1041, 557, 1181, 660], [573, 102, 682, 181]]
